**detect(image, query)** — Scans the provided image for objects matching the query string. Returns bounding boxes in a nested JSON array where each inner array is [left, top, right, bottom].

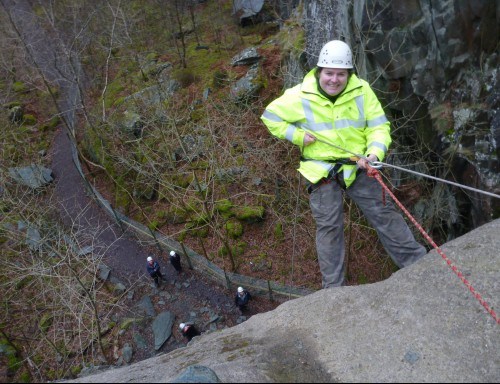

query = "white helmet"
[[179, 323, 186, 330], [170, 251, 175, 256], [147, 256, 153, 262], [237, 287, 244, 293], [317, 40, 353, 69]]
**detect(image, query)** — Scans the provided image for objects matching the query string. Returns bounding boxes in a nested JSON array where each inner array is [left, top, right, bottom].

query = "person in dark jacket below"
[[146, 255, 165, 287], [169, 250, 182, 273], [234, 286, 251, 313], [179, 322, 200, 341]]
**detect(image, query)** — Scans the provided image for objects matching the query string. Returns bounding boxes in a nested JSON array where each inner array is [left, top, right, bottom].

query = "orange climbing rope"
[[367, 167, 499, 324]]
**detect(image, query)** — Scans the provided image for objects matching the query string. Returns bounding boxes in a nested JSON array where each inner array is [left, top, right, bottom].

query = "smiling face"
[[318, 68, 350, 96]]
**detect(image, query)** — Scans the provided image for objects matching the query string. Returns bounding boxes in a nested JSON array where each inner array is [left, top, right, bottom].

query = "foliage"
[[225, 219, 244, 239]]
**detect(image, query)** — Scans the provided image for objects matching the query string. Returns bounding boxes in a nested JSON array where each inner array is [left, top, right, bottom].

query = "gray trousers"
[[309, 170, 427, 288]]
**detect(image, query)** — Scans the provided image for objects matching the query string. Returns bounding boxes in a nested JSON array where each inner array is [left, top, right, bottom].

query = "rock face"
[[65, 219, 500, 383]]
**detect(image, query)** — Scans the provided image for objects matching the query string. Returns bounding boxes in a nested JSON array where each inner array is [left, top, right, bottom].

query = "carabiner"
[[369, 161, 383, 169]]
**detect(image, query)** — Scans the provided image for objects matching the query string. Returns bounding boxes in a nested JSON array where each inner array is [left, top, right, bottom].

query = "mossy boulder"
[[3, 101, 21, 109], [132, 173, 156, 200], [273, 222, 284, 241], [215, 199, 233, 212], [185, 212, 210, 229], [190, 226, 209, 238], [40, 116, 60, 131], [225, 219, 243, 239], [22, 114, 37, 125], [215, 199, 234, 219], [12, 81, 27, 93], [114, 178, 132, 213], [8, 105, 23, 123], [232, 205, 264, 222], [162, 207, 189, 224]]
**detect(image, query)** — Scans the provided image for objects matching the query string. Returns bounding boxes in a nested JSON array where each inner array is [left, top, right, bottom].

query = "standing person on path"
[[179, 322, 200, 341], [146, 255, 165, 287], [260, 40, 427, 289], [169, 250, 182, 273], [234, 286, 251, 313]]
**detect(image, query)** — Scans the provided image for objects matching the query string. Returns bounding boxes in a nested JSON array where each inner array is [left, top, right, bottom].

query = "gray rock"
[[9, 164, 53, 189], [230, 64, 262, 102], [232, 0, 264, 21], [25, 225, 42, 251], [136, 295, 156, 317], [97, 264, 111, 281], [119, 110, 143, 137], [169, 365, 221, 383], [152, 311, 175, 350], [230, 47, 260, 66], [133, 334, 148, 350], [121, 343, 133, 364], [77, 245, 94, 256], [113, 282, 127, 295]]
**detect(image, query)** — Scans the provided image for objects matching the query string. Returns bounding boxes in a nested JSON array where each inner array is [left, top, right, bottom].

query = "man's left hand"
[[357, 154, 378, 169]]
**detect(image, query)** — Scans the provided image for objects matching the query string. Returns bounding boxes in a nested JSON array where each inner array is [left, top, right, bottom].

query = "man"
[[234, 286, 251, 312], [146, 255, 165, 287], [169, 250, 182, 273], [179, 322, 200, 341], [261, 40, 426, 288]]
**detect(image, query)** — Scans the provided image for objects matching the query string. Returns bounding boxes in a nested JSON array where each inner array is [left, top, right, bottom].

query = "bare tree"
[[0, 172, 135, 380]]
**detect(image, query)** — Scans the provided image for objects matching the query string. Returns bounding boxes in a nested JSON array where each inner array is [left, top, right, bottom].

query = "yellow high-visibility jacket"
[[261, 69, 392, 187]]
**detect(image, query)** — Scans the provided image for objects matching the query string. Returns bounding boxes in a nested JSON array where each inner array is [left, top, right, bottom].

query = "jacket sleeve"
[[260, 86, 307, 147], [362, 83, 392, 161]]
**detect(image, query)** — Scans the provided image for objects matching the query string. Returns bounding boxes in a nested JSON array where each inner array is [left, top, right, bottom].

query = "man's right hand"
[[303, 133, 316, 146]]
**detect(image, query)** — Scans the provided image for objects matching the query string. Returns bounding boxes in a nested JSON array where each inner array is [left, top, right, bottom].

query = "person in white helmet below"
[[169, 250, 182, 273], [146, 255, 166, 288], [179, 322, 200, 341], [261, 40, 427, 289], [234, 286, 251, 313]]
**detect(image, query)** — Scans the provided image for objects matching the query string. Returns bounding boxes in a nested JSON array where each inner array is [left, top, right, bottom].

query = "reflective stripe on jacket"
[[261, 69, 391, 186]]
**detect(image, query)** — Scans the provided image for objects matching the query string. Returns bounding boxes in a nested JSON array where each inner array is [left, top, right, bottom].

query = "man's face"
[[319, 68, 349, 96]]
